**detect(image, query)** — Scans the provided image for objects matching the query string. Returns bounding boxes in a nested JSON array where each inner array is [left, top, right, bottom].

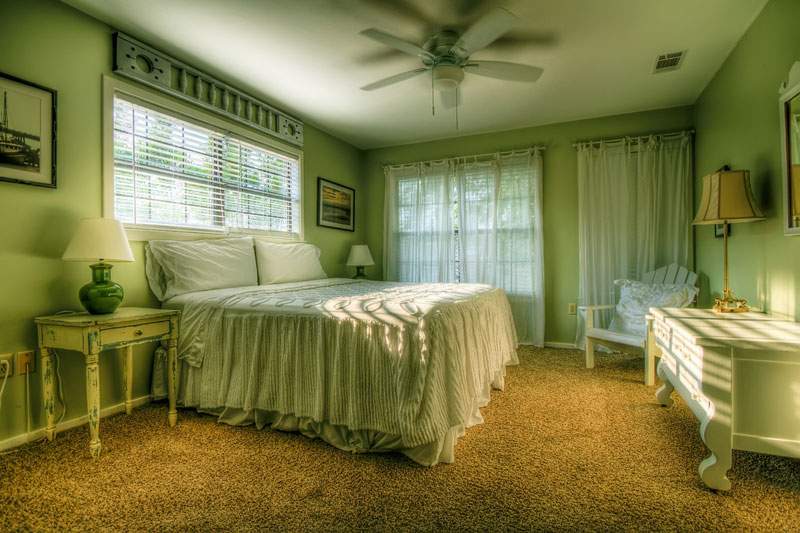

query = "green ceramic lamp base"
[[79, 262, 124, 315]]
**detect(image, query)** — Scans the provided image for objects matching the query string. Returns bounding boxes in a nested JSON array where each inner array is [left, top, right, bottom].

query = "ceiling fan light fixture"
[[433, 65, 464, 91]]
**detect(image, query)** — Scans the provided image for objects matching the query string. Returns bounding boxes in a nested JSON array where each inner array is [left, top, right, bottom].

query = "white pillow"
[[254, 240, 327, 284], [146, 237, 258, 300], [610, 279, 699, 337]]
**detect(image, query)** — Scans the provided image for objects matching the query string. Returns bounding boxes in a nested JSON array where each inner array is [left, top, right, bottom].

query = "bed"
[[147, 238, 518, 465]]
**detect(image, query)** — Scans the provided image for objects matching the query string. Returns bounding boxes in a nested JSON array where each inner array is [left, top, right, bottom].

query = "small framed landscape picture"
[[0, 72, 57, 188], [317, 177, 355, 231]]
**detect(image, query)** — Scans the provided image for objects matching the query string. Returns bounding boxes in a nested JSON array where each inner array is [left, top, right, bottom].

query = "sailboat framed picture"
[[0, 72, 57, 188]]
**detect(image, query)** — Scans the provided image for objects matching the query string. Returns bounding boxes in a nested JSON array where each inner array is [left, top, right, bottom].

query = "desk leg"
[[85, 351, 101, 459], [655, 360, 674, 408], [124, 345, 134, 415], [699, 418, 732, 491], [165, 337, 178, 427], [41, 347, 57, 441]]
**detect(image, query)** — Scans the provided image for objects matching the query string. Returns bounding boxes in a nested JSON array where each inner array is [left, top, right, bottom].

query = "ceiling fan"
[[358, 7, 544, 112]]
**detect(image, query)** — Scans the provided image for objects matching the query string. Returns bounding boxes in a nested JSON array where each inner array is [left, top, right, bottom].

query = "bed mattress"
[[158, 278, 518, 465]]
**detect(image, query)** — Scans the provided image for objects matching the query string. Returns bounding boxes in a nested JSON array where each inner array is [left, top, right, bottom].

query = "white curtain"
[[384, 149, 545, 346], [575, 133, 693, 348], [383, 161, 456, 282]]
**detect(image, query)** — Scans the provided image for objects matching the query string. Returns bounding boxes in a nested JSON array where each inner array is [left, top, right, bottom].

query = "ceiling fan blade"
[[487, 31, 558, 51], [451, 7, 516, 56], [361, 68, 429, 91], [464, 61, 543, 82], [360, 29, 433, 60], [440, 88, 460, 110]]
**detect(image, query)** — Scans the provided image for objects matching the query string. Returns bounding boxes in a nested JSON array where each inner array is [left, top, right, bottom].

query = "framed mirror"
[[780, 61, 800, 235]]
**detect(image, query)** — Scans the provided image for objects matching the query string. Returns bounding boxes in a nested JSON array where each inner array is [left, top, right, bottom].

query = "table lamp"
[[62, 217, 134, 314], [346, 244, 374, 279], [693, 170, 765, 312]]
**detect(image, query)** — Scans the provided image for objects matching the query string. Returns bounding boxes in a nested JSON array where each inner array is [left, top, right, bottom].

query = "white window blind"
[[112, 95, 301, 237]]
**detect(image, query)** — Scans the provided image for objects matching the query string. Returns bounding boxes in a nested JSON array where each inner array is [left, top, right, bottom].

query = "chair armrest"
[[578, 304, 615, 329]]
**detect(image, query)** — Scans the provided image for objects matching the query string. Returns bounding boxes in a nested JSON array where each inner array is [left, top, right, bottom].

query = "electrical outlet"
[[568, 303, 577, 315], [16, 350, 35, 374], [0, 353, 12, 378]]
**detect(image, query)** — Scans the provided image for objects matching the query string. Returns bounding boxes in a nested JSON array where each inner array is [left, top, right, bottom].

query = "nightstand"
[[35, 307, 180, 458]]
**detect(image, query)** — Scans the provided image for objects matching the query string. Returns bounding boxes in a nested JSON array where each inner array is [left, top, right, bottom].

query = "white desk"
[[648, 307, 800, 490]]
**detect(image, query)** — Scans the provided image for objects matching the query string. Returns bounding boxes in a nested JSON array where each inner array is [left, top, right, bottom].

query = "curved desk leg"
[[699, 418, 732, 491], [164, 328, 178, 427], [41, 347, 57, 441], [655, 360, 674, 408], [123, 345, 134, 415], [85, 352, 101, 459]]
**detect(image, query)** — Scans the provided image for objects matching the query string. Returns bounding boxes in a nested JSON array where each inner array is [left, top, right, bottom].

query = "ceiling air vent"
[[653, 51, 686, 73]]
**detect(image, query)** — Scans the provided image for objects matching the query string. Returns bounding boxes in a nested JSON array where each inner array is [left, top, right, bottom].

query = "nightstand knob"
[[134, 329, 144, 337]]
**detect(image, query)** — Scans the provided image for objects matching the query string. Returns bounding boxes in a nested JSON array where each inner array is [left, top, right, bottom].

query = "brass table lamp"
[[693, 170, 764, 312]]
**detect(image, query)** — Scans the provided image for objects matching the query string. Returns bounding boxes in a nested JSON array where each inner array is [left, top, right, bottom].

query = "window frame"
[[102, 75, 304, 242]]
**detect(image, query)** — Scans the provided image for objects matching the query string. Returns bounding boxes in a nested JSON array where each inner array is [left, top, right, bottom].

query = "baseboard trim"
[[544, 342, 578, 350], [0, 395, 151, 452]]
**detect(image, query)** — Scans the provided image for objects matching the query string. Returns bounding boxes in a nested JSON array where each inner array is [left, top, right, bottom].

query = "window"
[[384, 150, 545, 345], [111, 95, 301, 238]]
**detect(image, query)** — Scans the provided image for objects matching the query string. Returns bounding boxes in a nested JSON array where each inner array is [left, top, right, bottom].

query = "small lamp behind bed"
[[346, 244, 374, 279]]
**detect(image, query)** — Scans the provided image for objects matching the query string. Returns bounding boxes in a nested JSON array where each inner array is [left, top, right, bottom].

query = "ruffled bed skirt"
[[154, 357, 508, 465], [203, 408, 467, 466], [193, 362, 505, 465]]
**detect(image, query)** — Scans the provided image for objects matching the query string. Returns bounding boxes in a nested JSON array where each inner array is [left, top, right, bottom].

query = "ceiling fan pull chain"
[[456, 89, 460, 130], [431, 70, 436, 116]]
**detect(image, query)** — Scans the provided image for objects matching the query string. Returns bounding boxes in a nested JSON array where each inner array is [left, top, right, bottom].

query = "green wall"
[[0, 0, 365, 442], [362, 106, 695, 344], [693, 0, 800, 315]]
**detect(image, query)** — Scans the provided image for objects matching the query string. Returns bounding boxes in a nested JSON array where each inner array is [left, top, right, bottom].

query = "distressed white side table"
[[35, 307, 180, 458]]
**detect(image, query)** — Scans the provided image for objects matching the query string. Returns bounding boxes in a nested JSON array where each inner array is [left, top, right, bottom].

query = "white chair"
[[580, 263, 698, 386]]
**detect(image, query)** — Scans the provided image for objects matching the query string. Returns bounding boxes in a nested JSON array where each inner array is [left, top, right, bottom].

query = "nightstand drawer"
[[101, 320, 170, 345]]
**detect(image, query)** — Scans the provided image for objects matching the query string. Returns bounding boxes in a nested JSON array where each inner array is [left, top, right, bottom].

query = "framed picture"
[[714, 223, 730, 238], [317, 177, 355, 231], [0, 72, 57, 188]]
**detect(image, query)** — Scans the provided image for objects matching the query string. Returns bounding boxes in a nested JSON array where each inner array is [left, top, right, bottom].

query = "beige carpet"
[[1, 347, 798, 531]]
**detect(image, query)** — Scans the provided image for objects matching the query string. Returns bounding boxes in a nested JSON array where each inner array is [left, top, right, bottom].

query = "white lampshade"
[[62, 218, 134, 262], [693, 170, 765, 224], [346, 244, 375, 267]]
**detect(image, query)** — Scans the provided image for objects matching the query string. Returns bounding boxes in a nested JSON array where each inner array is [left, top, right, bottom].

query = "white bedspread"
[[162, 278, 518, 464]]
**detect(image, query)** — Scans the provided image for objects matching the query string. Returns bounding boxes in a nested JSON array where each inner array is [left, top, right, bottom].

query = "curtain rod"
[[572, 129, 694, 149], [382, 145, 546, 169]]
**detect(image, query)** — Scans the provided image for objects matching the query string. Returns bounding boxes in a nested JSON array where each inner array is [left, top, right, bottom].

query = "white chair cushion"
[[146, 237, 258, 301], [255, 240, 327, 284], [610, 279, 699, 337]]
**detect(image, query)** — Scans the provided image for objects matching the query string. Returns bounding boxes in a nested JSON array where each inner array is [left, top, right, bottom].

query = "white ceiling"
[[64, 0, 767, 149]]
